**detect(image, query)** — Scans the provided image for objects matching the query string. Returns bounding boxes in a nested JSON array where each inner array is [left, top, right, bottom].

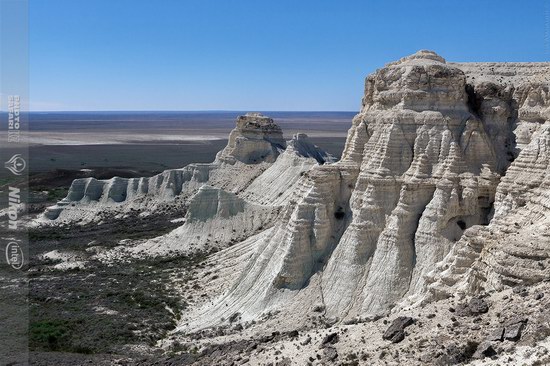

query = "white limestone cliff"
[[424, 121, 550, 300], [241, 133, 336, 206], [39, 51, 550, 339], [179, 51, 550, 332], [38, 113, 332, 226]]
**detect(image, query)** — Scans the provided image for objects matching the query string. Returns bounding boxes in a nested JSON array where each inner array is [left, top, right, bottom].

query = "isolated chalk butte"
[[38, 113, 331, 225], [180, 50, 550, 331], [215, 112, 286, 164]]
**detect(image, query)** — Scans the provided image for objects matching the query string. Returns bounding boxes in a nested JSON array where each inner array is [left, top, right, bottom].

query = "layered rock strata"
[[180, 50, 550, 331], [216, 112, 286, 164], [40, 51, 550, 337], [39, 113, 331, 225]]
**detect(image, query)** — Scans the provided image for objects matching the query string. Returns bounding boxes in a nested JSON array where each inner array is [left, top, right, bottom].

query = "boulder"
[[487, 327, 504, 342], [320, 332, 339, 348], [383, 316, 414, 343], [503, 318, 527, 341], [323, 346, 338, 361], [473, 342, 497, 359], [468, 297, 489, 315]]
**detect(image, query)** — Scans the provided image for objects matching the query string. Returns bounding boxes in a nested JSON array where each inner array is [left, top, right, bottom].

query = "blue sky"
[[30, 0, 549, 111]]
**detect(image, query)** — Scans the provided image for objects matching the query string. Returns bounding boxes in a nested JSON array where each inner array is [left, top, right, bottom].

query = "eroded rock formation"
[[39, 51, 550, 342], [175, 51, 549, 332], [39, 113, 332, 225], [216, 112, 286, 164]]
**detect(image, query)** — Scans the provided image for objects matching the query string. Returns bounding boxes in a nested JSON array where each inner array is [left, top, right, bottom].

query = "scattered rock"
[[455, 304, 470, 317], [228, 312, 241, 323], [513, 286, 529, 297], [468, 297, 489, 314], [487, 327, 504, 342], [312, 304, 325, 313], [260, 331, 281, 343], [383, 316, 414, 343], [456, 297, 489, 316], [473, 342, 497, 359], [437, 341, 478, 365], [503, 318, 527, 341], [504, 322, 524, 341], [276, 357, 292, 366], [320, 332, 339, 348], [287, 330, 299, 338], [323, 346, 338, 361]]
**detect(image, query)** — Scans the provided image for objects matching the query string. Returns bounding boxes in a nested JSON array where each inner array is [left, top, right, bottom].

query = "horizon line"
[[10, 109, 358, 114]]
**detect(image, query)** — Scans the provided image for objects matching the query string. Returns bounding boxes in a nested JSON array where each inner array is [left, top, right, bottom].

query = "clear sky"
[[30, 0, 549, 111]]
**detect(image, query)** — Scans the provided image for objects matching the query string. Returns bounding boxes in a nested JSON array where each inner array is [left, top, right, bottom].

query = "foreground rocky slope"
[[36, 51, 550, 365]]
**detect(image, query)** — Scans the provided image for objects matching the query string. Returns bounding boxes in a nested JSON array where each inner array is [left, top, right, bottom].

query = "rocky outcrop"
[[39, 51, 550, 344], [421, 62, 550, 302], [241, 133, 336, 206], [38, 113, 330, 225], [215, 112, 286, 164], [180, 50, 550, 332], [382, 316, 414, 343], [425, 121, 550, 300]]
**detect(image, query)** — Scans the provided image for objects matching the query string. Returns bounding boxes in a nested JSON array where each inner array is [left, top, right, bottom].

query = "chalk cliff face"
[[215, 112, 286, 164], [176, 51, 550, 331], [425, 105, 550, 301], [420, 62, 550, 301], [39, 113, 331, 225], [40, 51, 550, 337]]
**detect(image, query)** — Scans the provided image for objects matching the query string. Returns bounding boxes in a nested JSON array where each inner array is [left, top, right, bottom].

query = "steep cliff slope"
[[34, 51, 550, 365], [179, 51, 550, 332], [38, 113, 332, 226]]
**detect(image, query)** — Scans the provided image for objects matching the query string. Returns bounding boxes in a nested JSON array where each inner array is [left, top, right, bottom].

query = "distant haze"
[[24, 111, 352, 172], [28, 111, 355, 138]]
